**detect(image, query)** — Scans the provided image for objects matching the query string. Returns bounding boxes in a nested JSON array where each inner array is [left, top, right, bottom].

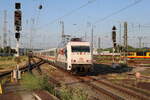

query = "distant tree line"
[[97, 45, 150, 53], [0, 46, 16, 56]]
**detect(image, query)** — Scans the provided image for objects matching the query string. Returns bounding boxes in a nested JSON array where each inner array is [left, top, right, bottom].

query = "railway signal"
[[15, 32, 20, 41], [14, 3, 22, 32], [14, 10, 22, 31], [112, 26, 117, 48], [38, 5, 43, 10], [112, 26, 117, 63], [13, 2, 22, 82]]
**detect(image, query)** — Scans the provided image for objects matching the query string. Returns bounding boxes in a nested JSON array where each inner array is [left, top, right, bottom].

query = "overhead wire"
[[94, 0, 143, 24], [36, 0, 44, 24], [73, 0, 143, 34], [37, 0, 97, 30]]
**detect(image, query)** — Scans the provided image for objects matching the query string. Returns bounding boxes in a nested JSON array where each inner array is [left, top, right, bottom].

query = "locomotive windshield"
[[71, 46, 90, 52]]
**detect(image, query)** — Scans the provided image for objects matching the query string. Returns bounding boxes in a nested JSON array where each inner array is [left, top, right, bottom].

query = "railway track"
[[32, 56, 150, 100], [47, 69, 124, 100], [81, 76, 149, 100], [42, 62, 149, 100], [0, 59, 44, 82], [75, 76, 125, 100]]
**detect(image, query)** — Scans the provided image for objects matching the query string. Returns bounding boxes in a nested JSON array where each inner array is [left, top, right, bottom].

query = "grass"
[[0, 56, 28, 69], [21, 73, 88, 100], [140, 69, 150, 76], [21, 73, 43, 91], [59, 86, 88, 100], [21, 73, 56, 94]]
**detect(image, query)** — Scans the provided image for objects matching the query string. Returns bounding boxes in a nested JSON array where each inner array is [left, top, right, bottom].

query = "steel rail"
[[86, 76, 150, 100], [0, 59, 44, 80], [41, 59, 125, 100]]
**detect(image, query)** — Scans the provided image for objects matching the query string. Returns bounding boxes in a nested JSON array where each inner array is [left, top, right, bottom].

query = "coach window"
[[50, 51, 54, 56], [136, 52, 146, 56]]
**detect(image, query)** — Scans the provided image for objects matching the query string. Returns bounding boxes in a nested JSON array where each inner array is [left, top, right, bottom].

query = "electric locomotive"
[[34, 38, 93, 74]]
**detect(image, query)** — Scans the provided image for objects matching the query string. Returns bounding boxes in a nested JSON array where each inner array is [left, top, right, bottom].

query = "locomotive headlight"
[[71, 59, 76, 62], [86, 60, 91, 62]]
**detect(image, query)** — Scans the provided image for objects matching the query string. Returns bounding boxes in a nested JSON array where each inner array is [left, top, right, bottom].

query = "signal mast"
[[13, 3, 22, 82]]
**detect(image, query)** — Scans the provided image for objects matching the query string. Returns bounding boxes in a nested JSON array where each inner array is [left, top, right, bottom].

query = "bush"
[[74, 88, 88, 100], [41, 75, 55, 94], [60, 86, 88, 100], [21, 73, 43, 91], [21, 73, 55, 93], [21, 73, 88, 100]]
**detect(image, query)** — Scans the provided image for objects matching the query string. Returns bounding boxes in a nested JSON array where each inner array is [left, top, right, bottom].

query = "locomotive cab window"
[[71, 46, 90, 52]]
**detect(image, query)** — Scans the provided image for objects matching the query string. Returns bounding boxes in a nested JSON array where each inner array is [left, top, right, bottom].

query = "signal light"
[[113, 43, 117, 48], [15, 26, 22, 31], [38, 5, 43, 10], [112, 26, 117, 48], [15, 3, 21, 9], [112, 26, 116, 30], [15, 10, 22, 27], [71, 59, 76, 62], [15, 32, 20, 40], [112, 31, 116, 42]]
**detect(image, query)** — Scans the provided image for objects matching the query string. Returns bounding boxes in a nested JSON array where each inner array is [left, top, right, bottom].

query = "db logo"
[[59, 49, 64, 55]]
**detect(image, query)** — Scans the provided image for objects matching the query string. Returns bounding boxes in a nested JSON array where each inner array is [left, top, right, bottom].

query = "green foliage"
[[60, 86, 88, 100], [140, 69, 150, 76], [41, 75, 56, 95], [0, 63, 16, 69], [60, 86, 74, 100], [0, 56, 13, 61], [0, 48, 3, 52], [21, 73, 43, 91], [0, 56, 28, 69], [1, 78, 7, 85], [14, 57, 21, 64], [0, 46, 16, 54], [3, 46, 11, 53], [97, 48, 104, 53], [74, 88, 88, 100], [21, 73, 88, 100], [21, 73, 55, 93]]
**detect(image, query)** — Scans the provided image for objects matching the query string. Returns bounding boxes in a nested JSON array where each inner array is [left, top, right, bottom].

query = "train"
[[128, 51, 150, 59], [99, 51, 150, 59], [33, 38, 93, 74]]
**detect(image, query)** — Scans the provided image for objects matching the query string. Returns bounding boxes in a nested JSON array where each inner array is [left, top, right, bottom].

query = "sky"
[[0, 0, 150, 49]]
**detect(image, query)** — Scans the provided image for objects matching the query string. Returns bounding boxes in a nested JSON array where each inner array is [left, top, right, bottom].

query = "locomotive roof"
[[68, 41, 90, 46], [34, 48, 57, 52]]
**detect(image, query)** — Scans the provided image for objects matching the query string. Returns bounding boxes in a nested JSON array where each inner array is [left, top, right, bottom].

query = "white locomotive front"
[[56, 39, 93, 73]]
